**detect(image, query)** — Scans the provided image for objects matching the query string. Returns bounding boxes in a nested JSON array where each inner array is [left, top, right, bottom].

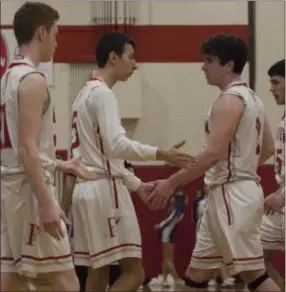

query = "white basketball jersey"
[[1, 57, 56, 192], [274, 113, 285, 186], [204, 82, 265, 187], [71, 78, 128, 177]]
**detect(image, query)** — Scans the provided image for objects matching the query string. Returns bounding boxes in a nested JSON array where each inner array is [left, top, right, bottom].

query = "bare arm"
[[167, 94, 245, 189], [18, 73, 54, 208], [259, 117, 275, 165]]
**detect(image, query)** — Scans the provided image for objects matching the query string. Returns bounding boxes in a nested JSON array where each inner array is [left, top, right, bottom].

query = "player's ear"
[[226, 60, 234, 73], [36, 25, 46, 42], [109, 51, 118, 66]]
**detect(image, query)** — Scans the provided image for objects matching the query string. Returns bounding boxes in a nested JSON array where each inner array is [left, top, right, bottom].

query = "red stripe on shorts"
[[192, 255, 222, 260], [74, 243, 142, 259], [0, 257, 14, 261], [222, 184, 231, 225], [5, 253, 73, 264], [232, 255, 264, 262]]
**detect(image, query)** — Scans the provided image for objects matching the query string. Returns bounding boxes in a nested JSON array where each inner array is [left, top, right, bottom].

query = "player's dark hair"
[[268, 59, 285, 77], [200, 34, 248, 74], [13, 2, 59, 46], [95, 32, 135, 68]]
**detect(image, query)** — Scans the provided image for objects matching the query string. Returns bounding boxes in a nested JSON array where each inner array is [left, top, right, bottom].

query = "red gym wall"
[[0, 24, 249, 64], [49, 25, 248, 64]]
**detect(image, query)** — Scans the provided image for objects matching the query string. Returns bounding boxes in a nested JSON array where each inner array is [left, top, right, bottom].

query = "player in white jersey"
[[67, 32, 196, 292], [148, 34, 281, 292], [0, 3, 95, 291], [259, 59, 285, 291]]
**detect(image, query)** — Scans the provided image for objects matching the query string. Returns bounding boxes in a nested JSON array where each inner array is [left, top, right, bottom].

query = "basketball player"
[[69, 32, 196, 292], [1, 2, 96, 291], [147, 34, 281, 291], [259, 59, 285, 291], [155, 191, 188, 287]]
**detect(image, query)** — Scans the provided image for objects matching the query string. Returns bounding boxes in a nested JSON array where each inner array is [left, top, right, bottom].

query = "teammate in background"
[[68, 32, 196, 292], [1, 2, 95, 291], [147, 34, 281, 292], [155, 191, 188, 288], [260, 59, 285, 292]]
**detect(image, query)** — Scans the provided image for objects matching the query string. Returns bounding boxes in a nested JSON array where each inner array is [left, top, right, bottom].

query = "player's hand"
[[40, 201, 70, 241], [65, 157, 101, 180], [264, 191, 285, 215], [136, 182, 156, 204], [147, 179, 176, 210], [157, 140, 196, 169]]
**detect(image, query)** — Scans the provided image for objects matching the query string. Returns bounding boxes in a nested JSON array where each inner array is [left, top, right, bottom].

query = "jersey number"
[[0, 104, 12, 149], [71, 111, 80, 154], [255, 117, 261, 155]]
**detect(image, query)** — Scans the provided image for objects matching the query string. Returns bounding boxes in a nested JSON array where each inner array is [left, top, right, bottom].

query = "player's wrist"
[[56, 159, 78, 176], [38, 195, 56, 210], [167, 177, 178, 192], [156, 148, 167, 161]]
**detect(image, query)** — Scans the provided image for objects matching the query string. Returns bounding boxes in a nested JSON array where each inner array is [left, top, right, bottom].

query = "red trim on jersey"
[[91, 77, 118, 208], [226, 143, 232, 182], [53, 106, 57, 147], [8, 62, 45, 78], [8, 62, 35, 69], [89, 77, 103, 82], [221, 184, 231, 225], [225, 82, 248, 90], [96, 126, 119, 209]]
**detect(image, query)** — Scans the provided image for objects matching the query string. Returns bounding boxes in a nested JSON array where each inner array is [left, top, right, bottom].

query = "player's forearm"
[[55, 159, 73, 174], [123, 173, 142, 192], [168, 149, 220, 189], [60, 175, 76, 213], [111, 135, 158, 161], [18, 144, 54, 207]]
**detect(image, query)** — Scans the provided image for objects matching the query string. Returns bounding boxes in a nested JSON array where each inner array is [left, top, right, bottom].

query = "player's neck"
[[94, 68, 117, 88], [218, 75, 241, 91], [18, 44, 42, 67]]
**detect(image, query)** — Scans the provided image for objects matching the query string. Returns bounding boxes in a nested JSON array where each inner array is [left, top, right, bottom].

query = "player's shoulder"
[[19, 72, 46, 92], [89, 81, 115, 100]]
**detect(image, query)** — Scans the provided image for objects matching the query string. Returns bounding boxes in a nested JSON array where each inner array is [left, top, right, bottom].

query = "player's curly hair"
[[200, 34, 248, 74]]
